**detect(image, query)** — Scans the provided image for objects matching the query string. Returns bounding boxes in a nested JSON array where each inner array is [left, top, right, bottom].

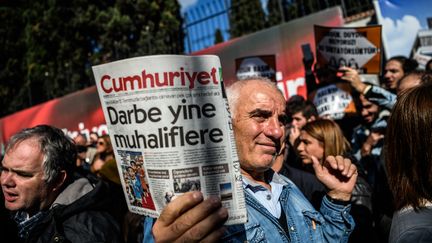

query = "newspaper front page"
[[92, 55, 247, 225]]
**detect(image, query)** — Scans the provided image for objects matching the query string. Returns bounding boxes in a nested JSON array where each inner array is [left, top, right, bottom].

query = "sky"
[[180, 0, 432, 56], [177, 0, 269, 52], [375, 0, 431, 58], [178, 0, 269, 14], [177, 0, 198, 13]]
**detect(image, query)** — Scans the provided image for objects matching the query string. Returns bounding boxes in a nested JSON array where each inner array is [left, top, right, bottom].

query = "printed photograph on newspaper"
[[92, 55, 247, 225]]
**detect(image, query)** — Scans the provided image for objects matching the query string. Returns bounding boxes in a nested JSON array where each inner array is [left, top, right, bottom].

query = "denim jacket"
[[142, 174, 354, 243], [364, 85, 396, 110], [222, 174, 354, 242]]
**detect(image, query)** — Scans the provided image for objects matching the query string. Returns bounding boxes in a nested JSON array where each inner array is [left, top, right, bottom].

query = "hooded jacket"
[[22, 177, 124, 243]]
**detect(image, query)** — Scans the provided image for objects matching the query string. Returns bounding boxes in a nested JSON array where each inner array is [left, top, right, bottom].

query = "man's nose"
[[384, 71, 391, 78], [265, 117, 284, 139], [1, 171, 16, 187]]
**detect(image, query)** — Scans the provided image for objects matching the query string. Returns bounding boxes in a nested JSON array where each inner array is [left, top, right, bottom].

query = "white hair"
[[226, 77, 283, 118]]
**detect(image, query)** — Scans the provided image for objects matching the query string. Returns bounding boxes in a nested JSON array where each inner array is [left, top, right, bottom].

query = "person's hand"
[[339, 66, 368, 93], [303, 57, 314, 71], [311, 155, 357, 201], [152, 191, 228, 243], [288, 125, 300, 146], [361, 132, 384, 157]]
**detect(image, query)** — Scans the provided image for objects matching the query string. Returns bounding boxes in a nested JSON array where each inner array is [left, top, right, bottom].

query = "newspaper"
[[92, 55, 247, 225]]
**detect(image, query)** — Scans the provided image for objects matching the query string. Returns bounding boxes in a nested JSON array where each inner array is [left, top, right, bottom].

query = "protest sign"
[[92, 55, 247, 225], [235, 55, 276, 82], [309, 82, 357, 120], [314, 25, 382, 74]]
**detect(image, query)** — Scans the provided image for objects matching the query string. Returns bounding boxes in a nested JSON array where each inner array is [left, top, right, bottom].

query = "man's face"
[[360, 95, 379, 124], [384, 60, 404, 90], [297, 131, 324, 164], [232, 82, 287, 174], [74, 135, 86, 146], [291, 112, 308, 129], [1, 139, 52, 216]]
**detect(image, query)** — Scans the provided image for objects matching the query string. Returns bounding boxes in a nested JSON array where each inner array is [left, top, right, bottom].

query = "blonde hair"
[[302, 119, 350, 160]]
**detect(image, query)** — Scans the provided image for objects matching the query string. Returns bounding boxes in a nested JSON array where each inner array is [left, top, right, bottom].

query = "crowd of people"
[[1, 53, 432, 243]]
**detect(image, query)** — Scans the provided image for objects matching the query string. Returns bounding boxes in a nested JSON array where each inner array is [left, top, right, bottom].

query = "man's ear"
[[52, 170, 67, 192]]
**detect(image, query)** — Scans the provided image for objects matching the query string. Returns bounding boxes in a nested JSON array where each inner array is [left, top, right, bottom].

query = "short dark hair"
[[387, 56, 418, 74], [302, 119, 350, 160], [286, 95, 318, 120], [385, 82, 432, 210], [5, 125, 76, 185], [421, 71, 432, 84]]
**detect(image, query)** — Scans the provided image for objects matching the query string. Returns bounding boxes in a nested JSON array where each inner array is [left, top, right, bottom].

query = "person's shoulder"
[[281, 165, 321, 186], [276, 172, 319, 205], [63, 210, 124, 242], [274, 171, 295, 186], [393, 207, 432, 226], [395, 231, 432, 243], [390, 215, 432, 243], [390, 207, 432, 242]]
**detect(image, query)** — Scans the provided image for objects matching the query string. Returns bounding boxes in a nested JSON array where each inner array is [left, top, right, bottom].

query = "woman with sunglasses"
[[91, 134, 115, 174]]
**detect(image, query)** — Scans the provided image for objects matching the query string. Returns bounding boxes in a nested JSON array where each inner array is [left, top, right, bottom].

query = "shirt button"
[[266, 194, 271, 200]]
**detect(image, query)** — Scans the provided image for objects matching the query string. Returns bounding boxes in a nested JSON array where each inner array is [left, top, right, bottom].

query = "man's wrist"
[[362, 84, 372, 95], [326, 190, 351, 202], [325, 194, 350, 206]]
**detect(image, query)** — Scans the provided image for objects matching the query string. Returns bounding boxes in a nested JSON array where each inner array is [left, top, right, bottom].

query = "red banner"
[[0, 86, 108, 151], [0, 7, 344, 148]]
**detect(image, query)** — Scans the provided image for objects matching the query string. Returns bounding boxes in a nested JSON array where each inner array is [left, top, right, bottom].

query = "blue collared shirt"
[[242, 170, 284, 218]]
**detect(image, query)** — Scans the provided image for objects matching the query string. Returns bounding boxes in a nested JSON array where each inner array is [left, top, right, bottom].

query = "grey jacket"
[[389, 205, 432, 243]]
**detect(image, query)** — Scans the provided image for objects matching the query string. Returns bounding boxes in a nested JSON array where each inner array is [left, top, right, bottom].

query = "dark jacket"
[[24, 177, 124, 243], [1, 190, 19, 243], [389, 206, 432, 243], [279, 163, 326, 209]]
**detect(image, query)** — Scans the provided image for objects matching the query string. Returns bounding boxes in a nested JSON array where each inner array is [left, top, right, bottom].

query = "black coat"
[[24, 178, 124, 243]]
